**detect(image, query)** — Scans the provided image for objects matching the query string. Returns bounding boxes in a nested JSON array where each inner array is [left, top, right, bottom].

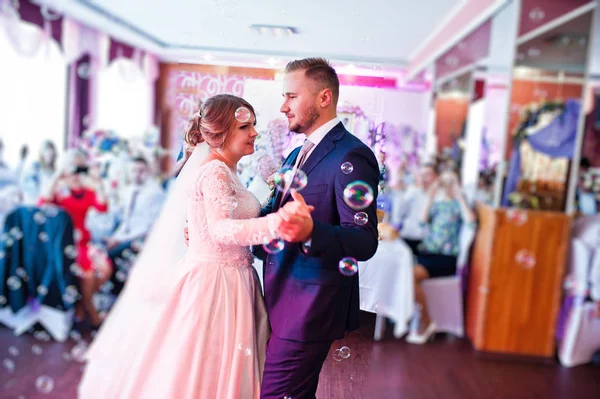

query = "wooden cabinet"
[[466, 204, 571, 358]]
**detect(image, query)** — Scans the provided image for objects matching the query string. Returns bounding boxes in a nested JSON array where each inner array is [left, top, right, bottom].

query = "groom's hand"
[[277, 190, 314, 242]]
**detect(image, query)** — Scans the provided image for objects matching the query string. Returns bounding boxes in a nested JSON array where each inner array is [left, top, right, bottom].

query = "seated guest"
[[85, 159, 119, 243], [0, 185, 22, 232], [577, 158, 597, 215], [474, 169, 495, 205], [407, 169, 475, 344], [39, 149, 111, 329], [22, 140, 58, 204], [161, 142, 193, 190], [162, 101, 200, 187], [591, 234, 600, 318], [391, 163, 438, 254], [0, 139, 27, 189], [104, 156, 165, 289]]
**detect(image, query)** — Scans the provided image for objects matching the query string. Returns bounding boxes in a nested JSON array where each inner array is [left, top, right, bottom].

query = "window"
[[95, 58, 153, 139], [0, 20, 67, 167]]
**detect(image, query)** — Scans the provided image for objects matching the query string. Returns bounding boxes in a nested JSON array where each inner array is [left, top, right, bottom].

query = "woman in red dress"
[[40, 151, 111, 328]]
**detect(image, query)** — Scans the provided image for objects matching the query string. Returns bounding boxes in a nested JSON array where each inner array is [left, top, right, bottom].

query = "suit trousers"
[[260, 334, 333, 399]]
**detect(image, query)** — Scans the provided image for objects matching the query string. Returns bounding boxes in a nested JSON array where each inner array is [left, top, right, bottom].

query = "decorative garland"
[[0, 0, 59, 59]]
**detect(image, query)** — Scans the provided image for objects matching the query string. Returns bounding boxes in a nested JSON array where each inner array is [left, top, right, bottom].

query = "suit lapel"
[[300, 139, 334, 177], [279, 123, 346, 205]]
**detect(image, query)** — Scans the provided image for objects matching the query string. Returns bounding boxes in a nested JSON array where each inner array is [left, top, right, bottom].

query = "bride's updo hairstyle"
[[184, 94, 256, 149]]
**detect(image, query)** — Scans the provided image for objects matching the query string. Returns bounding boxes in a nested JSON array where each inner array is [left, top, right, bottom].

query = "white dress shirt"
[[298, 116, 341, 167], [391, 186, 429, 241], [112, 180, 166, 242]]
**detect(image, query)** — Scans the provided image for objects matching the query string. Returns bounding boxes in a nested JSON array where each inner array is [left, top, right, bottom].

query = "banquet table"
[[358, 239, 415, 340]]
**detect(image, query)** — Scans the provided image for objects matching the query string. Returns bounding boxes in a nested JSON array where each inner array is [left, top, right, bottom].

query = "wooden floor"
[[1, 313, 599, 399]]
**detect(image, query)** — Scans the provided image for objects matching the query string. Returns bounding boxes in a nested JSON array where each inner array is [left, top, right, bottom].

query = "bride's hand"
[[276, 190, 314, 242]]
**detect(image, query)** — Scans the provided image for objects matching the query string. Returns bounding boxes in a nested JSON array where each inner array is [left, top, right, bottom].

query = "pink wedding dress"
[[79, 160, 276, 398]]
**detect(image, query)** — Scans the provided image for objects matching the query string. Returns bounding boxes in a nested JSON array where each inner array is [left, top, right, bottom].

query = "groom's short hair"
[[285, 58, 339, 105]]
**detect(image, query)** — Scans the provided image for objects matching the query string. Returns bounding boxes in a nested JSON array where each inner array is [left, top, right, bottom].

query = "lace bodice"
[[186, 160, 279, 267]]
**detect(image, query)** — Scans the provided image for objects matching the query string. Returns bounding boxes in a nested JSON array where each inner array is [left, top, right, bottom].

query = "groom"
[[259, 58, 380, 398]]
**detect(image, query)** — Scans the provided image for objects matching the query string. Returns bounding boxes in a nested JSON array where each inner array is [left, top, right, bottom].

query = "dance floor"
[[1, 312, 599, 398]]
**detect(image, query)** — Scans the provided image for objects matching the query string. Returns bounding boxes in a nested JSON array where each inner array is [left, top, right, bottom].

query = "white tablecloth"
[[359, 240, 415, 337]]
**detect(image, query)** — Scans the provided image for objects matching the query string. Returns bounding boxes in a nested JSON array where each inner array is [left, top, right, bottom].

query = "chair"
[[420, 222, 477, 337], [557, 215, 600, 367], [0, 206, 79, 341]]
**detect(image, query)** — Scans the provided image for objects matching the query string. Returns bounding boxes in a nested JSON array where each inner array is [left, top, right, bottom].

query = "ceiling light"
[[528, 7, 545, 23], [266, 58, 280, 66], [250, 24, 299, 36], [203, 54, 214, 61], [514, 66, 534, 78], [445, 56, 459, 67]]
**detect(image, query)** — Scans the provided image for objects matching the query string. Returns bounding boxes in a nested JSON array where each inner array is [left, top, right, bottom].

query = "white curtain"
[[95, 58, 153, 139], [0, 19, 67, 168]]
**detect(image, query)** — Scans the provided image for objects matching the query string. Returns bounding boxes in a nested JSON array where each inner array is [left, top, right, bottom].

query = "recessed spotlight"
[[250, 24, 299, 36], [445, 56, 459, 67]]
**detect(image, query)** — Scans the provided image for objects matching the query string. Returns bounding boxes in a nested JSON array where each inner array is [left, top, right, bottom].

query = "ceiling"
[[515, 11, 593, 75], [37, 0, 462, 70]]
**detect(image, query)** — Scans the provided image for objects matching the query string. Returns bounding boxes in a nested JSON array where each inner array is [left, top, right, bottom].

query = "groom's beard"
[[288, 105, 319, 134]]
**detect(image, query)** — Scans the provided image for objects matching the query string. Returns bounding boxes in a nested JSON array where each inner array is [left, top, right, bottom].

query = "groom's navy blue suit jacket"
[[259, 122, 379, 343]]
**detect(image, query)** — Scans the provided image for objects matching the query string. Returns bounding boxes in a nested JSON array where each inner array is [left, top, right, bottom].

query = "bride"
[[79, 94, 312, 398]]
